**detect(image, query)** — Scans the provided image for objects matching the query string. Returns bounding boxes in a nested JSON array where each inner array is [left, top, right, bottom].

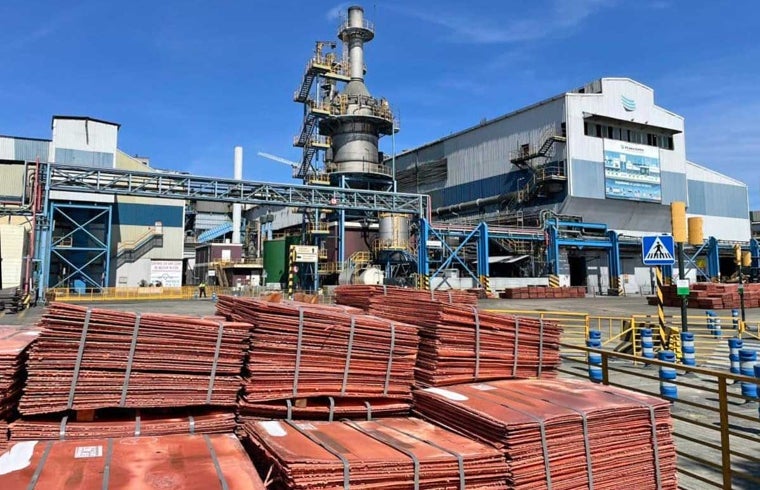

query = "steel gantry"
[[26, 163, 427, 299]]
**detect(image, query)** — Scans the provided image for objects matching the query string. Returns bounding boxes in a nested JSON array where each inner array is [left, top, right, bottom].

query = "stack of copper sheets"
[[217, 297, 419, 410], [0, 326, 40, 451], [9, 409, 235, 442], [244, 417, 508, 489], [337, 286, 561, 386], [0, 433, 266, 489], [335, 284, 478, 311], [414, 378, 677, 490], [238, 397, 409, 422], [19, 303, 250, 415]]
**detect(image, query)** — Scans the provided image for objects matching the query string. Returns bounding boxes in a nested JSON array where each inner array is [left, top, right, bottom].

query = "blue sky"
[[1, 1, 759, 206]]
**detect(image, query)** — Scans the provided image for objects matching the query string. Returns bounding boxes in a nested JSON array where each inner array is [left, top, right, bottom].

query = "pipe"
[[24, 160, 41, 295], [232, 146, 243, 244], [433, 194, 504, 216]]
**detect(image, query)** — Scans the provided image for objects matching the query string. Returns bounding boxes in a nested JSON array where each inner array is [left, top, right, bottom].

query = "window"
[[595, 124, 602, 137], [607, 126, 614, 139], [584, 120, 675, 150], [561, 122, 567, 137], [520, 143, 530, 156]]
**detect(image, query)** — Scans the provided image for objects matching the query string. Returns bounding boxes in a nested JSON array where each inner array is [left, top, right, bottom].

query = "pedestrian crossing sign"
[[642, 235, 675, 266]]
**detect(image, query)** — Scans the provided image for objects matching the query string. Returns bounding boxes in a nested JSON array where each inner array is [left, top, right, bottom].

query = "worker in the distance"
[[198, 281, 207, 298]]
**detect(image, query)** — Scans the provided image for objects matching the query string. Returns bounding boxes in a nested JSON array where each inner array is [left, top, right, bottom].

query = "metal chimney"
[[232, 146, 243, 244]]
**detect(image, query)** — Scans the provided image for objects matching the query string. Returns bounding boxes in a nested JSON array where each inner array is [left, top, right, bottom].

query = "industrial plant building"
[[393, 77, 751, 292]]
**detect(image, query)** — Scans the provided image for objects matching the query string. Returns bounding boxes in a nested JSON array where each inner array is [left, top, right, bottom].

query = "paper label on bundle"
[[470, 383, 496, 391], [0, 441, 37, 475], [259, 421, 287, 437], [296, 423, 317, 431], [74, 446, 103, 458], [422, 387, 469, 401]]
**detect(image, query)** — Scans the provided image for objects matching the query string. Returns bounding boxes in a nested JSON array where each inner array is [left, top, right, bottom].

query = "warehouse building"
[[0, 116, 186, 291], [394, 77, 751, 292]]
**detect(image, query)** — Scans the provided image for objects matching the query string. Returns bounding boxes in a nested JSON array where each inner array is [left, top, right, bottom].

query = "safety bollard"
[[658, 350, 678, 400], [680, 331, 696, 367], [739, 349, 758, 400], [587, 330, 603, 383], [755, 364, 760, 417], [706, 311, 715, 335], [713, 314, 722, 339], [728, 338, 744, 374], [640, 328, 655, 361], [732, 309, 740, 330]]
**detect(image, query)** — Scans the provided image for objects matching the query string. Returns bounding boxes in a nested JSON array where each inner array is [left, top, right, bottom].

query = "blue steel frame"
[[416, 219, 490, 290], [47, 202, 111, 291]]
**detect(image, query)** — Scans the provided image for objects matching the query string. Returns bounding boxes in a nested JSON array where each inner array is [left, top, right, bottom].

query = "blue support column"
[[476, 222, 491, 293], [707, 236, 720, 280], [546, 224, 559, 275], [751, 238, 759, 268], [338, 176, 346, 265], [607, 230, 622, 295], [662, 265, 673, 284], [417, 218, 430, 289]]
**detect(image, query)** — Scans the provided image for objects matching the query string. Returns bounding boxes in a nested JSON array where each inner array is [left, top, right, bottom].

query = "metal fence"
[[560, 343, 760, 489]]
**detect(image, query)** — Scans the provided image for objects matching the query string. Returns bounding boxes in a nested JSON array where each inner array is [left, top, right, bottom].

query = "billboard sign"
[[150, 260, 183, 287], [604, 139, 661, 202]]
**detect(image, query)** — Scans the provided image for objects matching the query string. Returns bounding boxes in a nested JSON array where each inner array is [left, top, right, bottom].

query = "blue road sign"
[[642, 235, 676, 266]]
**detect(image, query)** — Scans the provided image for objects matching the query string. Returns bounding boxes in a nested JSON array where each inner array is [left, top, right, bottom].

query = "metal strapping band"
[[605, 391, 661, 490], [67, 308, 92, 410], [430, 288, 435, 301], [206, 323, 225, 404], [448, 291, 453, 303], [328, 396, 336, 422], [462, 390, 553, 490], [512, 316, 520, 377], [471, 307, 481, 378], [341, 316, 356, 395], [375, 420, 466, 490], [345, 421, 420, 490], [537, 318, 544, 377], [204, 434, 230, 490], [134, 411, 141, 437], [364, 401, 372, 421], [383, 323, 396, 396], [120, 313, 141, 407], [285, 400, 293, 420], [293, 308, 305, 398], [382, 285, 387, 295], [101, 439, 114, 490], [544, 401, 593, 489], [188, 415, 196, 434], [286, 421, 350, 489], [26, 441, 53, 490], [59, 415, 68, 440]]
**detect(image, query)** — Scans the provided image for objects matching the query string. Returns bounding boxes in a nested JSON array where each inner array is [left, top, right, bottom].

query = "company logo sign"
[[621, 95, 636, 111]]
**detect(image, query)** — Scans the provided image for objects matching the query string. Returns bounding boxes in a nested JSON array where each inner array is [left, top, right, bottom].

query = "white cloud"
[[326, 3, 351, 22], [386, 0, 613, 44]]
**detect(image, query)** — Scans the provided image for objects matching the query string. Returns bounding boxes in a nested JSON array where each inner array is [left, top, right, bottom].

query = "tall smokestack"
[[232, 146, 243, 244], [347, 6, 366, 82]]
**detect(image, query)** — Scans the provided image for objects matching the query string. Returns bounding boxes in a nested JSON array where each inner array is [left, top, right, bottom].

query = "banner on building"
[[603, 139, 661, 202], [150, 259, 183, 287]]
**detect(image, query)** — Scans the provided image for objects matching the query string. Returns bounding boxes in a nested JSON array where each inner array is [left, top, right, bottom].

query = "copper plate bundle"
[[0, 326, 40, 418], [338, 286, 561, 386], [217, 296, 418, 404], [414, 378, 677, 490], [335, 284, 478, 312], [244, 417, 508, 489], [9, 409, 235, 442], [0, 433, 266, 489], [19, 303, 250, 415], [239, 397, 409, 421]]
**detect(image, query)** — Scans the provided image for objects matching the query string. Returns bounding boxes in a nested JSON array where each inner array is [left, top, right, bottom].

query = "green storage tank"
[[263, 239, 286, 287]]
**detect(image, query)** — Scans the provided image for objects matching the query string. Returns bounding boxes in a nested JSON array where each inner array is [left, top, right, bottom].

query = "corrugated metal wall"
[[55, 148, 114, 168], [0, 137, 15, 159], [687, 180, 747, 219], [0, 224, 27, 289], [14, 139, 49, 161], [0, 162, 26, 200]]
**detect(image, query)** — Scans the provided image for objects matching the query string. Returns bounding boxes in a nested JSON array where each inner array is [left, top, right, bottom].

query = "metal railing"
[[560, 343, 760, 489]]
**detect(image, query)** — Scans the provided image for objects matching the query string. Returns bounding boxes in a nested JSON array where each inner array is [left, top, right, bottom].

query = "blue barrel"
[[658, 350, 678, 400], [713, 315, 722, 339], [728, 338, 744, 374], [739, 349, 758, 400], [681, 332, 696, 367], [706, 311, 715, 335], [640, 328, 655, 360], [732, 309, 740, 330], [586, 332, 603, 383]]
